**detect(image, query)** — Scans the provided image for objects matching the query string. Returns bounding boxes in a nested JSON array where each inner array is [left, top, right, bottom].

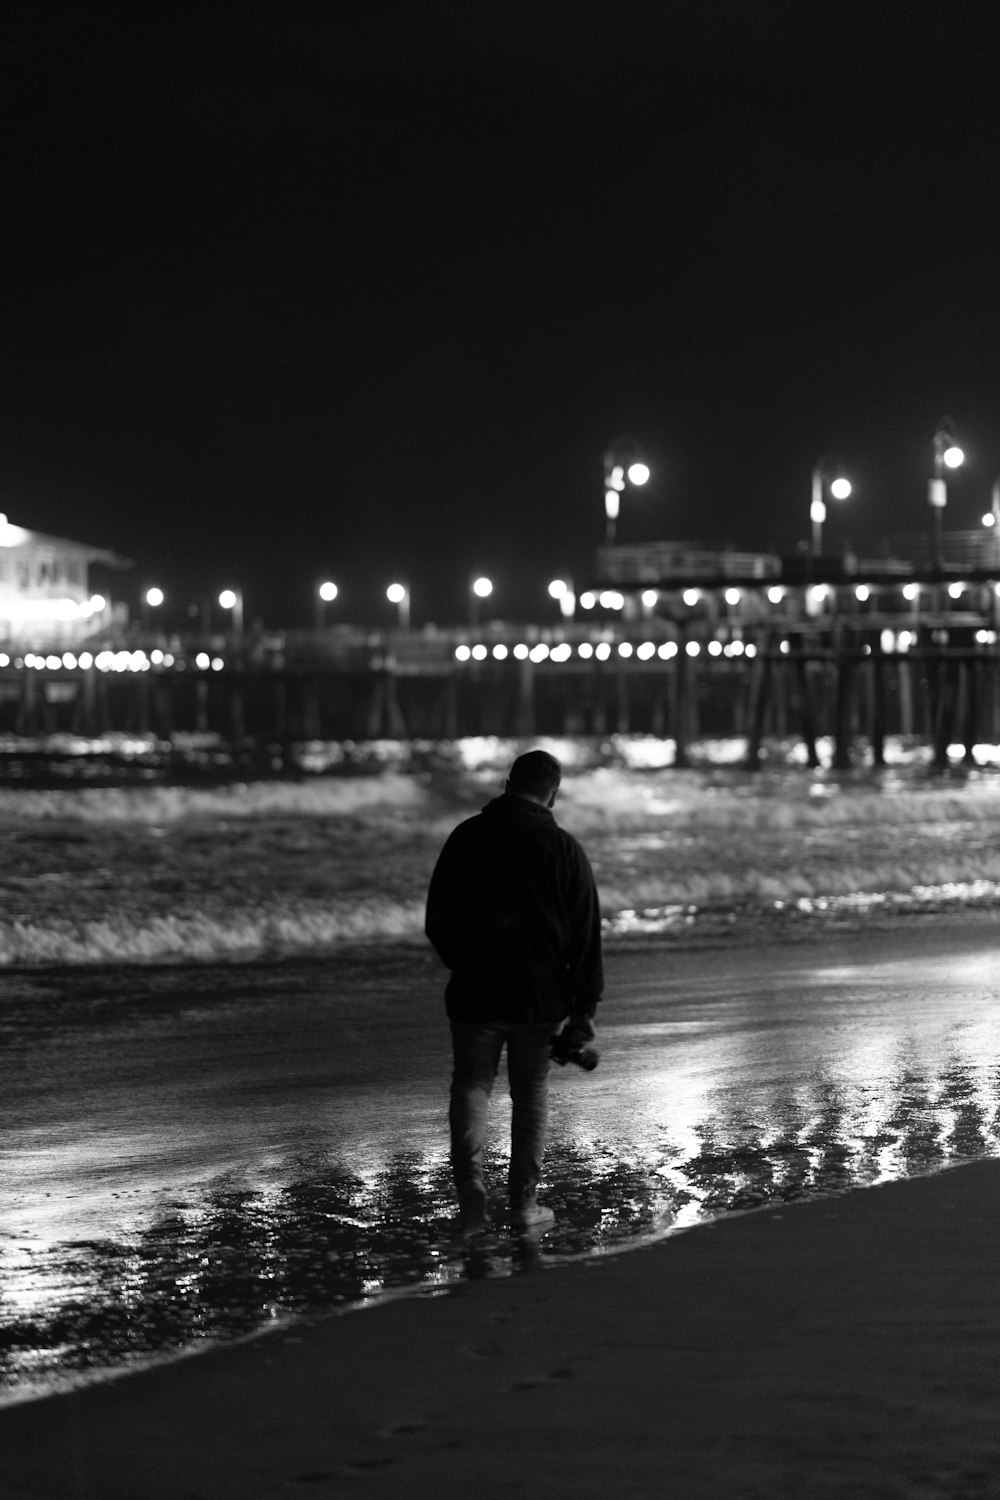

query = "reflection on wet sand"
[[4, 1026, 1000, 1401]]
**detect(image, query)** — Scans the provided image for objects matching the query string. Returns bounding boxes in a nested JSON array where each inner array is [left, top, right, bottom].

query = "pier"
[[4, 534, 1000, 771]]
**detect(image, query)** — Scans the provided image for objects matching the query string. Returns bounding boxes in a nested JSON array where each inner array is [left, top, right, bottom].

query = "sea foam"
[[2, 739, 1000, 966]]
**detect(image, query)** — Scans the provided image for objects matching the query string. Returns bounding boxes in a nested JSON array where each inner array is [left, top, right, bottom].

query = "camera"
[[550, 1023, 599, 1071]]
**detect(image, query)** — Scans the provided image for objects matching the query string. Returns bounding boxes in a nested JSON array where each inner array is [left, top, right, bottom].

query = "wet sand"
[[5, 914, 1000, 1403], [3, 1156, 999, 1498]]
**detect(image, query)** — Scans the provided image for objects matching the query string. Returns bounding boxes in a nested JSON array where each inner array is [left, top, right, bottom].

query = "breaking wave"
[[0, 899, 427, 966], [0, 773, 426, 824], [2, 733, 1000, 966]]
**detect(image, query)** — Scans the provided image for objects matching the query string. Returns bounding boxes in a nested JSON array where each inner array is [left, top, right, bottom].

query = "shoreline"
[[2, 897, 999, 978], [4, 1155, 1000, 1497]]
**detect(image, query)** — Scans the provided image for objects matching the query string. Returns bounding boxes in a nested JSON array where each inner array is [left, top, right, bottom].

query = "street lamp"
[[386, 581, 410, 629], [140, 586, 164, 632], [603, 436, 650, 544], [982, 478, 1000, 530], [810, 460, 852, 556], [470, 575, 493, 626], [982, 476, 1000, 564], [218, 587, 243, 637], [929, 417, 964, 570], [548, 577, 575, 620], [316, 579, 338, 628]]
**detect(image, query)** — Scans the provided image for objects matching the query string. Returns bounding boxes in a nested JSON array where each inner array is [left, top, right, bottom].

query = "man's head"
[[506, 749, 562, 807]]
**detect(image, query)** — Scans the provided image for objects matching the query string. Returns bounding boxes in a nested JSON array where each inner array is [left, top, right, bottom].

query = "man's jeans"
[[449, 1020, 553, 1209]]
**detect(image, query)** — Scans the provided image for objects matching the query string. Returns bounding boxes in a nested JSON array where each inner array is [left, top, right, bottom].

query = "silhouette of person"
[[425, 749, 604, 1234]]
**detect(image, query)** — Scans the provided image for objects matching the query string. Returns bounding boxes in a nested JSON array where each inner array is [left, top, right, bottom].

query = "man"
[[425, 748, 604, 1235]]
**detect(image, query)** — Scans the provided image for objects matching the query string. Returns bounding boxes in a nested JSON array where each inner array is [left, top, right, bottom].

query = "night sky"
[[3, 0, 1000, 628]]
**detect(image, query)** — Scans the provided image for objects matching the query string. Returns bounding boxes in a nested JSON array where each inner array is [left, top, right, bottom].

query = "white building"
[[0, 513, 130, 647]]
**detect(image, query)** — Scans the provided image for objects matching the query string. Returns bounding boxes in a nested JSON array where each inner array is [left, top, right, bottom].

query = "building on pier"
[[0, 514, 130, 647]]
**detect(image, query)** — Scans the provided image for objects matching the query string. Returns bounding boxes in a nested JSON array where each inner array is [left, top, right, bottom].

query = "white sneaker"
[[511, 1201, 556, 1232]]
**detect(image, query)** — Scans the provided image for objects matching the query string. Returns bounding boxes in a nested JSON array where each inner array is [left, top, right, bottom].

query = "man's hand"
[[568, 1013, 596, 1041]]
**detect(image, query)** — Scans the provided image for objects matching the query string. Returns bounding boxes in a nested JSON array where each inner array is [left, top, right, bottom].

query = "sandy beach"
[[4, 1156, 999, 1498]]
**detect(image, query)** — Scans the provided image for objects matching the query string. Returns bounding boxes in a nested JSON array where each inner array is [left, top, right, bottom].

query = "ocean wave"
[[597, 856, 1000, 916], [0, 898, 428, 966], [0, 773, 427, 824], [1, 867, 998, 967], [1, 739, 1000, 966], [559, 775, 1000, 836], [1, 762, 1000, 837]]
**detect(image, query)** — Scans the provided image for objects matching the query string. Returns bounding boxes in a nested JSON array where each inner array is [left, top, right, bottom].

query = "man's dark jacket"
[[425, 792, 604, 1024]]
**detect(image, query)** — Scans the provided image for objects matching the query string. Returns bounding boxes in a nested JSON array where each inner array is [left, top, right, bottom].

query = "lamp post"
[[386, 581, 410, 630], [810, 461, 852, 556], [470, 575, 493, 626], [316, 579, 338, 628], [984, 476, 1000, 529], [548, 577, 575, 621], [929, 417, 964, 571], [603, 436, 650, 544], [218, 587, 243, 638], [982, 476, 1000, 567], [141, 585, 164, 630]]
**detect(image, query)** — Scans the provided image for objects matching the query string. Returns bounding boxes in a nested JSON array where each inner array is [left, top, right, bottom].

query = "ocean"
[[2, 730, 1000, 966]]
